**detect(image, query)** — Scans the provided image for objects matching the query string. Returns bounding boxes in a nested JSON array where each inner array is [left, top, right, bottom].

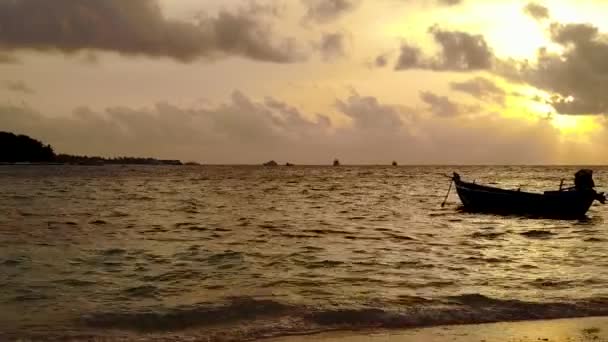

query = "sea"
[[1, 165, 607, 341]]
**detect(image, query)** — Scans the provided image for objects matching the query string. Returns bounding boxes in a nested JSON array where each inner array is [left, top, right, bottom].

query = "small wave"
[[141, 269, 205, 282], [520, 264, 538, 269], [123, 285, 160, 298], [303, 228, 349, 235], [174, 222, 197, 229], [206, 251, 243, 263], [89, 219, 107, 225], [82, 297, 292, 331], [305, 294, 608, 329], [109, 211, 129, 218], [520, 230, 556, 238], [466, 256, 510, 263], [1, 256, 29, 266], [187, 226, 208, 231], [471, 231, 506, 239], [54, 279, 96, 287], [283, 233, 318, 239], [101, 248, 126, 256], [396, 260, 435, 269], [305, 260, 344, 269], [383, 232, 417, 241], [530, 279, 575, 289], [12, 289, 51, 302], [2, 259, 20, 266]]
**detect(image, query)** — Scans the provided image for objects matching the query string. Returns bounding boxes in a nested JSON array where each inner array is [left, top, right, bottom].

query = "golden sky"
[[1, 0, 607, 164]]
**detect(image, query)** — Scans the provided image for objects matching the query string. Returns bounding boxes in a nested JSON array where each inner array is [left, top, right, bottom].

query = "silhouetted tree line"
[[1, 131, 182, 165], [0, 131, 55, 162], [55, 154, 182, 165]]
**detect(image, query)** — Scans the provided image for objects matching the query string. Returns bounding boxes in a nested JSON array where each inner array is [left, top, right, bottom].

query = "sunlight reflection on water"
[[0, 165, 607, 339]]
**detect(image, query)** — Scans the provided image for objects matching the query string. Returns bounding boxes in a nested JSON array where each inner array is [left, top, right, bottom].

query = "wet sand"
[[265, 317, 608, 342]]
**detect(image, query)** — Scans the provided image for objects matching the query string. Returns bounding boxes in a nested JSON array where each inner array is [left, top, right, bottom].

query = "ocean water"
[[1, 165, 607, 341]]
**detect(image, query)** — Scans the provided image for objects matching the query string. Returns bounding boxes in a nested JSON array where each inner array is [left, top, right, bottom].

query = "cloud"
[[450, 77, 506, 104], [3, 80, 34, 94], [438, 0, 463, 6], [381, 19, 608, 116], [375, 54, 389, 67], [523, 3, 550, 20], [394, 44, 424, 70], [420, 91, 469, 117], [336, 92, 410, 130], [0, 53, 18, 64], [501, 22, 608, 114], [430, 26, 494, 70], [318, 33, 348, 61], [393, 27, 494, 71], [301, 0, 359, 24], [1, 90, 601, 164], [0, 0, 306, 63]]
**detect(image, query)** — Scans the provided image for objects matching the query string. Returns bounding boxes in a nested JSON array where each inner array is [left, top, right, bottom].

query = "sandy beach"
[[265, 317, 608, 342]]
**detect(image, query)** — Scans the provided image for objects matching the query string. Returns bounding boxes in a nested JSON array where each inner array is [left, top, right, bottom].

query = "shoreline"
[[3, 317, 607, 342], [263, 317, 608, 342]]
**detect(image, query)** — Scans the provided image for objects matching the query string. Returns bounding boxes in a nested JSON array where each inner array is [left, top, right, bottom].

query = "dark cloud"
[[523, 3, 550, 20], [0, 0, 305, 63], [394, 44, 424, 70], [420, 91, 465, 117], [502, 23, 608, 114], [450, 77, 506, 104], [318, 33, 348, 62], [0, 90, 593, 164], [301, 0, 359, 24], [393, 27, 494, 71], [0, 53, 18, 64], [375, 54, 389, 67], [430, 26, 494, 70], [336, 92, 409, 130], [3, 80, 34, 94]]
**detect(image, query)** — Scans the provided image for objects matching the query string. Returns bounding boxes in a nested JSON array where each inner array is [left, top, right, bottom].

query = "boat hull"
[[454, 180, 596, 219]]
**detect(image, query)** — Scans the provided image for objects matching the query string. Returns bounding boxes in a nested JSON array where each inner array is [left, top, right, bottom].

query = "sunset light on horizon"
[[2, 0, 608, 164]]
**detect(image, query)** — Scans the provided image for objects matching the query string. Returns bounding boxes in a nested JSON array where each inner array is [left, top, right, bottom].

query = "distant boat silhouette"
[[285, 162, 295, 167], [392, 161, 398, 166], [333, 159, 340, 166]]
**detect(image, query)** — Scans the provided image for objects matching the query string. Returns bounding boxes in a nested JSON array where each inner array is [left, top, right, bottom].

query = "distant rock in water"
[[285, 162, 295, 167], [392, 161, 398, 166], [333, 159, 341, 166], [263, 160, 279, 167]]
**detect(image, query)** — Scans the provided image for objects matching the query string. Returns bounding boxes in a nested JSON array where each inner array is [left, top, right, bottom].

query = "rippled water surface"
[[1, 165, 607, 341]]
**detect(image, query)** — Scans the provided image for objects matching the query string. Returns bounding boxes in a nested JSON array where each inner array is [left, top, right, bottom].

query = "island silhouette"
[[0, 131, 182, 165]]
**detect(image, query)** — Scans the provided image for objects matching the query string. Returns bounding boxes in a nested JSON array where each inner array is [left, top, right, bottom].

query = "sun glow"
[[480, 5, 551, 60], [505, 86, 600, 135], [550, 114, 600, 135]]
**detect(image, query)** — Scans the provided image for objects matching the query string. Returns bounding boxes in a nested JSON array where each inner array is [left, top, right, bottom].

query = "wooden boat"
[[450, 169, 605, 219]]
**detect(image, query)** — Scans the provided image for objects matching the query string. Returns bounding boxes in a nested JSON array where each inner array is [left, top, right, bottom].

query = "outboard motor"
[[575, 169, 606, 204], [574, 169, 595, 190]]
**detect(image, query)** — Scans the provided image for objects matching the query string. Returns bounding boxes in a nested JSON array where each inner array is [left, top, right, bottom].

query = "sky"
[[1, 0, 608, 164]]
